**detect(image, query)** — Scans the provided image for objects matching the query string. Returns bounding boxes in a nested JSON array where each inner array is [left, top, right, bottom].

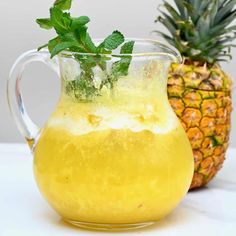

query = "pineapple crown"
[[155, 0, 236, 64]]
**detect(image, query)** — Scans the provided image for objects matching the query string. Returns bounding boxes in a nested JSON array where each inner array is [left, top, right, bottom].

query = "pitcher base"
[[64, 218, 155, 231]]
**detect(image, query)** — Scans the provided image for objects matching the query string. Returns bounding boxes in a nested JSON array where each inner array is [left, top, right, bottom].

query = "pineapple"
[[156, 0, 235, 189]]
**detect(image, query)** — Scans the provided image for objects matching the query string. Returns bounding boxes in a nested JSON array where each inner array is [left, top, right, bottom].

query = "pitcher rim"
[[59, 38, 182, 63]]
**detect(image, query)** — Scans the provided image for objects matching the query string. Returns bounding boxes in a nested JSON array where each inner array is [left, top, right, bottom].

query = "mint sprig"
[[36, 0, 135, 101]]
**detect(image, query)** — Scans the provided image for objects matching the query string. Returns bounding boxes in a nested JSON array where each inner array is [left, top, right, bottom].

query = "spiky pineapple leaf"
[[216, 0, 236, 23], [156, 0, 236, 64]]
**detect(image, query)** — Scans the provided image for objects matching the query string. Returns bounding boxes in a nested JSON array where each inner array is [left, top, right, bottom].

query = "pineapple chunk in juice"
[[34, 80, 193, 224]]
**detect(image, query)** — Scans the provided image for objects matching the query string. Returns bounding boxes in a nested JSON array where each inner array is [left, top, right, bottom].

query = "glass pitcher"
[[8, 39, 194, 231]]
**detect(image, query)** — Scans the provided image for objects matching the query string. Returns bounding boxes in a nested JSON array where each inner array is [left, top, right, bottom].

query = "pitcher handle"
[[7, 49, 59, 148]]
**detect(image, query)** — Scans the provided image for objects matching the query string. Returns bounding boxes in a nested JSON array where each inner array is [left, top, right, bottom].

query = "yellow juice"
[[34, 79, 193, 225]]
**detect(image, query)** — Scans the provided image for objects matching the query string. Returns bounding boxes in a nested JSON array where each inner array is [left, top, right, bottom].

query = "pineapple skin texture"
[[168, 63, 233, 189]]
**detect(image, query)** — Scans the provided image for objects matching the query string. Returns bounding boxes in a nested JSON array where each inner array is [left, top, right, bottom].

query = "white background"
[[0, 0, 235, 146]]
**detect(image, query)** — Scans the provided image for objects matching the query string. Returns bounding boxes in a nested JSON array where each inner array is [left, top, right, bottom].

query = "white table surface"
[[0, 143, 235, 236]]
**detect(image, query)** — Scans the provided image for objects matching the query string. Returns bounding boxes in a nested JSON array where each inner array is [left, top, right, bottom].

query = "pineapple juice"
[[34, 77, 194, 224]]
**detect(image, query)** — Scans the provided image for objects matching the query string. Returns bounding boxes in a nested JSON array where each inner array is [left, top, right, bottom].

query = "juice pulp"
[[34, 80, 193, 224]]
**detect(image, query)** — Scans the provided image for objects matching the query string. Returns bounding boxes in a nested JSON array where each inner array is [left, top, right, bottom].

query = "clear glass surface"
[[8, 39, 194, 231]]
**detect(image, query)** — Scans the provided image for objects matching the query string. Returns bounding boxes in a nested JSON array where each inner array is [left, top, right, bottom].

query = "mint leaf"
[[54, 0, 72, 10], [74, 27, 97, 53], [51, 42, 79, 57], [71, 16, 90, 30], [99, 31, 124, 50], [62, 12, 72, 29], [74, 26, 88, 41], [84, 33, 97, 53], [66, 77, 98, 101], [48, 37, 61, 52], [120, 40, 135, 54], [60, 32, 77, 42], [112, 59, 131, 78], [50, 7, 71, 34], [112, 41, 135, 78], [36, 18, 53, 29]]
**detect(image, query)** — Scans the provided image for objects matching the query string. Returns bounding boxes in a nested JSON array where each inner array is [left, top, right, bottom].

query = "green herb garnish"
[[36, 0, 135, 101]]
